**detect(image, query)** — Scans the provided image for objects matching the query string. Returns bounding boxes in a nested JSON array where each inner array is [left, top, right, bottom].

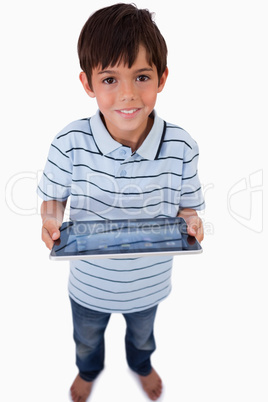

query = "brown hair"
[[78, 3, 167, 88]]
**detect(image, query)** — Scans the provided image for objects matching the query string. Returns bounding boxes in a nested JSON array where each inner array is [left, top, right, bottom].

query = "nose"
[[119, 80, 137, 101]]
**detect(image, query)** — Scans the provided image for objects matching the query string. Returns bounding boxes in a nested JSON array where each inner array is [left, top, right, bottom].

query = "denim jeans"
[[70, 298, 158, 382]]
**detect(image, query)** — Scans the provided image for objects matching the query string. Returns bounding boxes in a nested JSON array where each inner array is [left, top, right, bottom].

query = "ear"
[[157, 67, 169, 93], [79, 71, 96, 98]]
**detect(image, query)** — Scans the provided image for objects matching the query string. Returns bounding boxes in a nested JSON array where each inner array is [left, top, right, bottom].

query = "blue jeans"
[[70, 298, 158, 382]]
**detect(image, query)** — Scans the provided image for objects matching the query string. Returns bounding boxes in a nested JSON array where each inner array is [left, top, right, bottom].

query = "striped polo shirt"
[[38, 110, 204, 313]]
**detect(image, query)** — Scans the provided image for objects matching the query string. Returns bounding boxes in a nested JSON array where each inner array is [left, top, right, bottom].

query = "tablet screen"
[[50, 217, 202, 260]]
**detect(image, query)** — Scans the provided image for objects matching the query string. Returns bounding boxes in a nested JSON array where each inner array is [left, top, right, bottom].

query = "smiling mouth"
[[120, 109, 139, 114], [119, 109, 139, 114], [116, 108, 141, 118]]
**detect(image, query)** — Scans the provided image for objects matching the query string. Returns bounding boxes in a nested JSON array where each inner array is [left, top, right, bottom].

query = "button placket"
[[116, 147, 129, 177]]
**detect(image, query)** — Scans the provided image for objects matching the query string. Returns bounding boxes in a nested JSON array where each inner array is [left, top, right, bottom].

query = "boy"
[[38, 3, 205, 401]]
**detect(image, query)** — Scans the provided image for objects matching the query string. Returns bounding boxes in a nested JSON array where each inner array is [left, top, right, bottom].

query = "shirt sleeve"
[[179, 141, 205, 211], [37, 135, 73, 201]]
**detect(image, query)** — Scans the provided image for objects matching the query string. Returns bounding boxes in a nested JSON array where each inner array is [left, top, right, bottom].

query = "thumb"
[[43, 218, 61, 240], [186, 217, 198, 237], [187, 224, 197, 237]]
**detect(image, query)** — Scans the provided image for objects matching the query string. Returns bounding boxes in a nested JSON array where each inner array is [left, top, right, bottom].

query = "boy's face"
[[80, 45, 168, 146]]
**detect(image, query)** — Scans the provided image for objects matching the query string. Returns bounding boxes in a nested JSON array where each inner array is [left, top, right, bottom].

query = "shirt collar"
[[89, 110, 165, 160]]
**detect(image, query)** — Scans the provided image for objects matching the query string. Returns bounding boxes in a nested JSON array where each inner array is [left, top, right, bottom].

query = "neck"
[[101, 115, 154, 152]]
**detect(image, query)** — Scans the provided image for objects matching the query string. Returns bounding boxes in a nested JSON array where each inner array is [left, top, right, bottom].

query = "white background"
[[1, 0, 267, 401]]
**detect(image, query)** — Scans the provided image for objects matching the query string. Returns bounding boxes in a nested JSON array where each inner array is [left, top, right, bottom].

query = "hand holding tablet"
[[50, 217, 202, 260]]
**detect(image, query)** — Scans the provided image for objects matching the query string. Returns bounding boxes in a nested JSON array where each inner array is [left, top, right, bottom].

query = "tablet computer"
[[50, 217, 202, 260]]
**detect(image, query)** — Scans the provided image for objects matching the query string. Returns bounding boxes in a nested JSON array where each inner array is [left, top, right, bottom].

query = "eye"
[[103, 77, 116, 85], [137, 75, 149, 82]]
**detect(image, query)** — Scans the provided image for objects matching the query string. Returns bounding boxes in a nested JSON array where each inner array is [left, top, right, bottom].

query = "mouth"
[[120, 109, 139, 114], [116, 108, 141, 118]]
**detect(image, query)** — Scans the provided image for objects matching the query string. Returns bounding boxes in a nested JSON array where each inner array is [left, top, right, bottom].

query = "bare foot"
[[138, 368, 163, 400], [70, 374, 93, 402]]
